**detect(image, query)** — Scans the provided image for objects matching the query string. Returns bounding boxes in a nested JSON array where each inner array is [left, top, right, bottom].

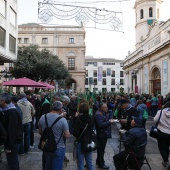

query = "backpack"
[[38, 114, 62, 152], [142, 110, 149, 120], [80, 123, 98, 152]]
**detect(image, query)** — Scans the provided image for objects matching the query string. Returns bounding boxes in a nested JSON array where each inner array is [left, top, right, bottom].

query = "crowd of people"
[[0, 90, 170, 170]]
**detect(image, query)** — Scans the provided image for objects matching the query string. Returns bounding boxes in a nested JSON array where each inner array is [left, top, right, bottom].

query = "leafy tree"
[[12, 45, 69, 81]]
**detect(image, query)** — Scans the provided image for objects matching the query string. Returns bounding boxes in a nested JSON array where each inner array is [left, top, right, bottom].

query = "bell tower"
[[134, 0, 162, 49]]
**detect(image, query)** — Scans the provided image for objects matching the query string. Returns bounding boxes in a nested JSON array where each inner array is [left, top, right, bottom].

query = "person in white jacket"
[[154, 101, 170, 167]]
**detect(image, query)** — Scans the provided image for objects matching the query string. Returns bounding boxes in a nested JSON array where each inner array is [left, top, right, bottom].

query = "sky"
[[18, 0, 170, 60]]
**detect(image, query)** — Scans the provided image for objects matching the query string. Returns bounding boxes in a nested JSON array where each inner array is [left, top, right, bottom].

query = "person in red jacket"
[[146, 96, 151, 116]]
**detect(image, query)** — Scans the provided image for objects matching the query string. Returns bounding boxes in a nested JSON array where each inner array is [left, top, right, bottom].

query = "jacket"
[[151, 97, 158, 106], [73, 114, 92, 142], [17, 98, 35, 124], [0, 122, 7, 145], [123, 104, 139, 130], [137, 104, 148, 119], [123, 125, 147, 159], [154, 108, 170, 134], [94, 110, 111, 138], [0, 108, 23, 150], [67, 101, 77, 119]]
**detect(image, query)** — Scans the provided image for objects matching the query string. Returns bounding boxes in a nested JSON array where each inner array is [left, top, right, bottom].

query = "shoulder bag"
[[149, 109, 162, 139]]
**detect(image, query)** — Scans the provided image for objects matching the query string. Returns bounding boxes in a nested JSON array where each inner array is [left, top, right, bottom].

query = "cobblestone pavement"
[[0, 120, 169, 170]]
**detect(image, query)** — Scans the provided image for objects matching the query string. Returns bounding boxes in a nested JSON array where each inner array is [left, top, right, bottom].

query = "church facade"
[[123, 0, 170, 96]]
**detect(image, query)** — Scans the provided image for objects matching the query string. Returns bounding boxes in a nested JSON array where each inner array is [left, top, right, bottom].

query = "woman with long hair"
[[73, 101, 94, 170]]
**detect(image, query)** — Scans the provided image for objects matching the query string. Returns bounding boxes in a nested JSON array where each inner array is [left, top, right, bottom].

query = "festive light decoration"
[[38, 0, 123, 31]]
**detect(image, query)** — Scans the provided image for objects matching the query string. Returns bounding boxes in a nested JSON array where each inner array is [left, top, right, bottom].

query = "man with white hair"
[[17, 92, 35, 154]]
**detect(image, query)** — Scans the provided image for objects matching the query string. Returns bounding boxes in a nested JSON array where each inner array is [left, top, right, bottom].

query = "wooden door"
[[153, 79, 161, 94]]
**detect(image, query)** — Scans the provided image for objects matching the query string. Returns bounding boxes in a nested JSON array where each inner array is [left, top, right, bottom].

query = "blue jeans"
[[19, 122, 31, 154], [44, 147, 65, 170], [108, 110, 113, 119], [76, 143, 94, 170], [6, 143, 20, 170]]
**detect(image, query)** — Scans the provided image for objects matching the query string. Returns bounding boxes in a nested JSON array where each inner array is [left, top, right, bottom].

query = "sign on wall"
[[98, 66, 103, 81], [143, 67, 148, 94], [162, 60, 168, 96], [107, 68, 111, 76]]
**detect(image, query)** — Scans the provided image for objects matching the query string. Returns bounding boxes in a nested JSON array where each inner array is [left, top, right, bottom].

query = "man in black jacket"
[[113, 117, 147, 170], [119, 99, 139, 130], [0, 93, 23, 170]]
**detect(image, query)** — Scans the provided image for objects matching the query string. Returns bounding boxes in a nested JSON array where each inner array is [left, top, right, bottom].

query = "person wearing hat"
[[113, 116, 147, 170], [119, 99, 139, 130]]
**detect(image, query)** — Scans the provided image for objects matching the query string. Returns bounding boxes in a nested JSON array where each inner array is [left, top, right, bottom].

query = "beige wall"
[[18, 25, 86, 92]]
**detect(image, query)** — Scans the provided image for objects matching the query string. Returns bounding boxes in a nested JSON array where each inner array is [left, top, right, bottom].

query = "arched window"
[[140, 9, 144, 19], [149, 7, 153, 17]]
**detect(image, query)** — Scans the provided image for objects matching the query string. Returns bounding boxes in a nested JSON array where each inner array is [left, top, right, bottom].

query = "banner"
[[143, 67, 148, 94], [162, 60, 168, 96], [98, 66, 103, 81], [107, 68, 111, 76], [89, 77, 93, 85]]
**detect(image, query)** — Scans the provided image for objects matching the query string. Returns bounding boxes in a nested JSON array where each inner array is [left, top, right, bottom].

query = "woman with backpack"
[[73, 101, 94, 170]]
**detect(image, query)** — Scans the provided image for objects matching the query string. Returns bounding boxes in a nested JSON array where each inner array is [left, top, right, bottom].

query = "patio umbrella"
[[39, 82, 55, 89], [2, 77, 46, 87]]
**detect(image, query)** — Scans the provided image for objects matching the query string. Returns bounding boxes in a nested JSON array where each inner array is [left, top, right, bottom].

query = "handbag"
[[149, 109, 162, 138], [73, 124, 88, 161]]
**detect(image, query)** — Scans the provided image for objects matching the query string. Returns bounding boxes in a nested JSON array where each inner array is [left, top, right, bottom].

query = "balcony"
[[68, 67, 75, 71]]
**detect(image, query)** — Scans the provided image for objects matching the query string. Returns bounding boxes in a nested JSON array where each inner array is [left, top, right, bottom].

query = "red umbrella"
[[39, 82, 55, 89], [2, 77, 46, 87]]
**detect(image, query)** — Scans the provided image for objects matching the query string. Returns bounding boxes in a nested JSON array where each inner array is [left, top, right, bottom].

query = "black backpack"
[[38, 114, 62, 152]]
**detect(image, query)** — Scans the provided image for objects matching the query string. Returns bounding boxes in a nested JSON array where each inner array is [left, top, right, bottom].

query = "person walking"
[[154, 101, 170, 167], [73, 101, 94, 170], [151, 94, 158, 117], [39, 101, 70, 170]]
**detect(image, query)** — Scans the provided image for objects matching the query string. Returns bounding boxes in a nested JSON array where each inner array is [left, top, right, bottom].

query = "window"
[[24, 38, 29, 44], [149, 7, 153, 17], [102, 62, 115, 65], [111, 88, 115, 92], [102, 88, 107, 92], [42, 38, 48, 44], [85, 62, 97, 66], [85, 78, 88, 85], [85, 70, 88, 77], [111, 79, 115, 85], [120, 79, 124, 85], [120, 71, 124, 77], [120, 63, 124, 67], [103, 70, 106, 77], [68, 58, 75, 70], [157, 8, 159, 18], [0, 27, 5, 47], [102, 78, 106, 85], [10, 7, 16, 27], [0, 0, 6, 17], [9, 35, 16, 53], [140, 9, 144, 19], [69, 38, 74, 43], [111, 71, 115, 77], [93, 88, 98, 92], [93, 70, 97, 77], [94, 78, 97, 85], [18, 38, 22, 44]]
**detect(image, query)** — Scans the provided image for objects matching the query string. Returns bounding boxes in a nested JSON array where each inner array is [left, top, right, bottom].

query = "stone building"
[[18, 23, 86, 92], [85, 56, 125, 93], [123, 0, 170, 96], [0, 0, 18, 81]]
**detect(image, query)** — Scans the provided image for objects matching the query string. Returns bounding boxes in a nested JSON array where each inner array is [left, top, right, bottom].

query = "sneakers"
[[30, 145, 34, 149], [162, 161, 169, 167]]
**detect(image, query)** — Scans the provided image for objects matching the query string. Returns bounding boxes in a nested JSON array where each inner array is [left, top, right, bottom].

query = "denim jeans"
[[76, 142, 94, 170], [6, 143, 20, 170], [108, 110, 113, 119], [19, 122, 31, 154], [44, 147, 65, 170]]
